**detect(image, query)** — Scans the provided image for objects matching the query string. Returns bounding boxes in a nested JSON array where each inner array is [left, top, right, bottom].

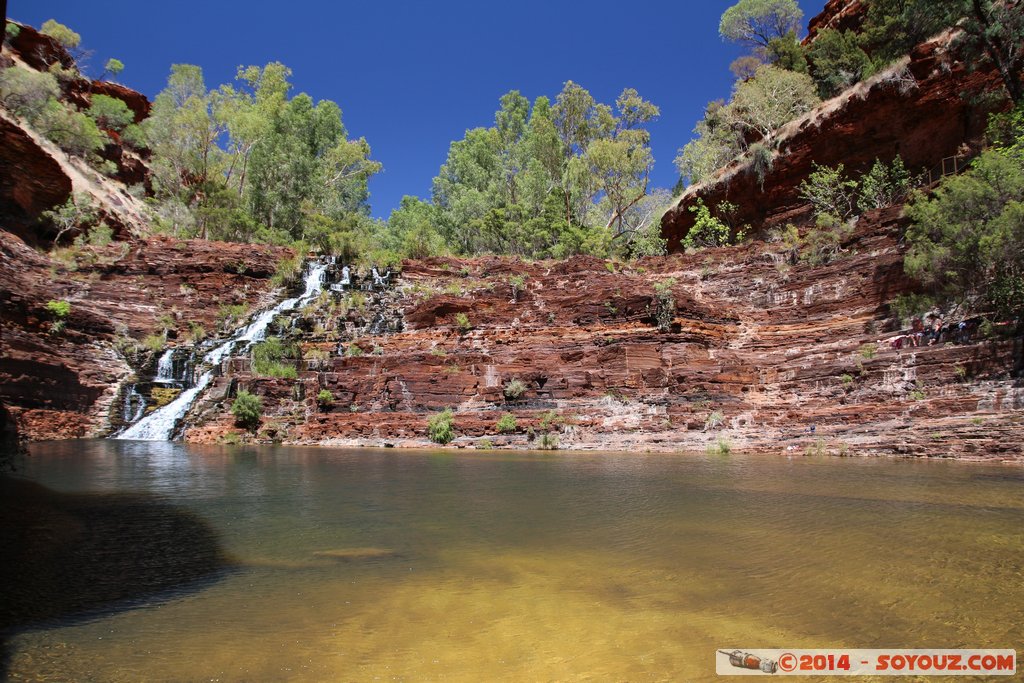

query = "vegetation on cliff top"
[[904, 106, 1024, 321], [677, 0, 1024, 190], [3, 2, 1022, 285]]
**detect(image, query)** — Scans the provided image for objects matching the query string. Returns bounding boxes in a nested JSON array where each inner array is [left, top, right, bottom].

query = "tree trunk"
[[1, 0, 8, 55], [971, 0, 1023, 104]]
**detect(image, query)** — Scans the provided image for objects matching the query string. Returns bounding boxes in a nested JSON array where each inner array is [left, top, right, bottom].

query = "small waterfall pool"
[[5, 443, 1024, 680], [116, 261, 328, 442]]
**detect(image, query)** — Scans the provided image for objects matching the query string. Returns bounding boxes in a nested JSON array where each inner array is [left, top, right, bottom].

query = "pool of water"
[[4, 441, 1023, 681]]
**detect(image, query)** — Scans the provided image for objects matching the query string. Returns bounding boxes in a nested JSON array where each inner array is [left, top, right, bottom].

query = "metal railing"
[[922, 153, 975, 186]]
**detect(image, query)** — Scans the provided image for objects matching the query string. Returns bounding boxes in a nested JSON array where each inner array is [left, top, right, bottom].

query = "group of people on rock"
[[884, 314, 981, 351]]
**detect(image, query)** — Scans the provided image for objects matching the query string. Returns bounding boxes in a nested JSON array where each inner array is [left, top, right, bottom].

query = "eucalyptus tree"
[[719, 0, 804, 50], [145, 61, 380, 244], [425, 81, 662, 258]]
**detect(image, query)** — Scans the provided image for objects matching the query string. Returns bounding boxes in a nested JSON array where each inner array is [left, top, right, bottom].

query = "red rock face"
[[178, 221, 1022, 461], [661, 36, 1005, 251], [805, 0, 865, 42], [0, 118, 73, 241], [89, 81, 151, 122], [4, 21, 75, 71], [0, 231, 291, 439]]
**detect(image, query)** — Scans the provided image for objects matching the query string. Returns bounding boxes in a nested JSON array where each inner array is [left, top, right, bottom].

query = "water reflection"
[[5, 442, 1023, 681], [0, 470, 230, 680]]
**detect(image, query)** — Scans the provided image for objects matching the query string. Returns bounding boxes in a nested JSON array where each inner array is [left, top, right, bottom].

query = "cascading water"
[[121, 385, 147, 423], [115, 261, 328, 441], [155, 349, 175, 383]]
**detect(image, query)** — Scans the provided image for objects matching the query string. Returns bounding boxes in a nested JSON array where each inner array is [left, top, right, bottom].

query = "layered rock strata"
[[180, 215, 1023, 462], [0, 232, 289, 440], [661, 27, 1004, 249]]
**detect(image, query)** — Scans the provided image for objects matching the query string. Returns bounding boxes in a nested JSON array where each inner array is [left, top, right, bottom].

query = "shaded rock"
[[0, 117, 73, 242], [806, 0, 865, 42], [4, 21, 75, 71]]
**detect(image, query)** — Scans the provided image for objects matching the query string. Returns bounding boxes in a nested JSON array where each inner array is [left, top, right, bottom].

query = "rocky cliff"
[[174, 221, 1022, 461], [1, 7, 1021, 460], [0, 25, 291, 440], [1, 22, 154, 243], [0, 230, 290, 440], [661, 22, 1003, 249]]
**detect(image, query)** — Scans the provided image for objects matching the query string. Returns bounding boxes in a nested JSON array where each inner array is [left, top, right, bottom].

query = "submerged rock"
[[312, 547, 399, 561]]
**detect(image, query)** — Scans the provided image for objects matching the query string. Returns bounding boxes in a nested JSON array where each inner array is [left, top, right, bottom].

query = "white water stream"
[[155, 349, 175, 383], [116, 262, 327, 441]]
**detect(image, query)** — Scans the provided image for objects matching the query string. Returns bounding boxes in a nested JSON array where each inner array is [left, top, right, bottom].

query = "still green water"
[[5, 441, 1023, 681]]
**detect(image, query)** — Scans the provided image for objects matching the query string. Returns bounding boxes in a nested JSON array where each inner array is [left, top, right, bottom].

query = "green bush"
[[538, 432, 559, 450], [40, 19, 81, 50], [317, 389, 334, 408], [271, 253, 303, 288], [428, 408, 455, 444], [904, 128, 1024, 319], [252, 336, 300, 378], [858, 157, 912, 211], [186, 321, 207, 343], [120, 123, 147, 148], [0, 65, 60, 121], [217, 303, 247, 328], [807, 29, 874, 99], [142, 333, 166, 351], [538, 410, 562, 431], [799, 213, 854, 266], [496, 413, 517, 433], [684, 199, 730, 250], [454, 312, 472, 332], [799, 162, 858, 222], [45, 299, 71, 319], [87, 94, 134, 131], [503, 378, 527, 400], [803, 438, 826, 457], [231, 390, 262, 429], [36, 99, 106, 157], [707, 437, 732, 455], [104, 58, 124, 78], [653, 278, 677, 332]]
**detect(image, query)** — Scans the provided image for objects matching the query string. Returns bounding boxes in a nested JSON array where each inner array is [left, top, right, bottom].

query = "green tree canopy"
[[676, 66, 819, 186], [87, 94, 134, 131], [40, 19, 80, 50], [143, 61, 380, 245], [424, 81, 662, 259], [103, 58, 124, 79], [905, 124, 1024, 318], [719, 0, 804, 49]]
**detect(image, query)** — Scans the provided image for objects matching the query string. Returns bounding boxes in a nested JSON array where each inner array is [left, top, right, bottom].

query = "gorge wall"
[[175, 222, 1022, 461], [1, 6, 1021, 460], [660, 15, 1003, 249]]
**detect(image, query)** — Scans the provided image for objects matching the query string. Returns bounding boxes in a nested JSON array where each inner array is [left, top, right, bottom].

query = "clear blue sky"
[[11, 1, 820, 219]]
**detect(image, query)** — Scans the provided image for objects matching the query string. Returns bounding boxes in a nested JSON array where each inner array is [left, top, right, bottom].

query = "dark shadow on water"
[[0, 476, 232, 680]]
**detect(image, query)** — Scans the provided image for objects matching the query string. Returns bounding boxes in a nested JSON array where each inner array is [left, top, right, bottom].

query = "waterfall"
[[122, 385, 147, 423], [115, 261, 328, 441], [155, 349, 175, 383]]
